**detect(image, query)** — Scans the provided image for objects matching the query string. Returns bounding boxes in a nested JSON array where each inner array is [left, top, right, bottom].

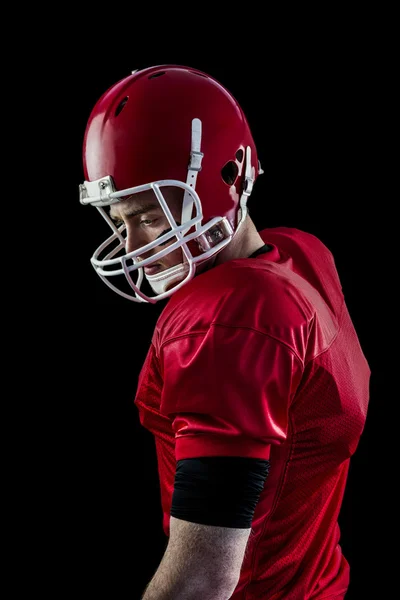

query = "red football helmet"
[[80, 65, 262, 303]]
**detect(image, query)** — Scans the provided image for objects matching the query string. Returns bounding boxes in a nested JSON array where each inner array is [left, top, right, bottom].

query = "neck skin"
[[213, 216, 266, 267]]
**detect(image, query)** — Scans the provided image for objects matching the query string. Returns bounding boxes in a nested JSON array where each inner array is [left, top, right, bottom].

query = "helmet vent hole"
[[148, 71, 166, 79], [221, 160, 239, 185], [115, 96, 128, 117], [235, 149, 244, 163]]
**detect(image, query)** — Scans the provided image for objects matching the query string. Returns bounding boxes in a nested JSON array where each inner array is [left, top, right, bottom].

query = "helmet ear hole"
[[235, 149, 244, 163], [115, 96, 129, 117], [221, 160, 239, 185]]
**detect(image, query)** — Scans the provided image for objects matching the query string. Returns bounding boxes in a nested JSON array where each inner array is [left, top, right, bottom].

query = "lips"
[[144, 263, 162, 275]]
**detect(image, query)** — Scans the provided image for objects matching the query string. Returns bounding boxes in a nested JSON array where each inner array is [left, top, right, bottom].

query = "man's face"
[[109, 186, 185, 275]]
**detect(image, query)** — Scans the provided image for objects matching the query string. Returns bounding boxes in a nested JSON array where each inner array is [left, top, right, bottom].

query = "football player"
[[80, 65, 371, 599]]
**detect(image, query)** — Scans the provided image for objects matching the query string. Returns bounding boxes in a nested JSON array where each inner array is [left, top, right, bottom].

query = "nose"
[[124, 223, 157, 260], [125, 225, 146, 255], [125, 228, 138, 255]]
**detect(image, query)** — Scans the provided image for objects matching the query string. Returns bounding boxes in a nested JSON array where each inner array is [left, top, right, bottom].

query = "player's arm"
[[141, 517, 249, 599], [141, 456, 270, 599]]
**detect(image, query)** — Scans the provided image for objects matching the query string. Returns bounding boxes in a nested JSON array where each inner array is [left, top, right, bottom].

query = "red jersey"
[[134, 226, 371, 599]]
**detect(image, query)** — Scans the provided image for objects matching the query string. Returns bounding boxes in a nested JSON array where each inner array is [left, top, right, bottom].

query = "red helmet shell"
[[83, 65, 259, 228]]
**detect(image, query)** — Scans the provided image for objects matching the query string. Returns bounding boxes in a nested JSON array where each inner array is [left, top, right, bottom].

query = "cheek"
[[163, 247, 184, 265]]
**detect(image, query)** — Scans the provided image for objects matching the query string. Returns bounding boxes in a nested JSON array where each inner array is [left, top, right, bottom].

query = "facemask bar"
[[87, 210, 144, 302], [91, 180, 208, 272], [81, 179, 234, 303]]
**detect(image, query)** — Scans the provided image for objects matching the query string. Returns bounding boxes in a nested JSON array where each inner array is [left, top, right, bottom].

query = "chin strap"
[[181, 119, 204, 234], [145, 262, 190, 295], [236, 146, 256, 231]]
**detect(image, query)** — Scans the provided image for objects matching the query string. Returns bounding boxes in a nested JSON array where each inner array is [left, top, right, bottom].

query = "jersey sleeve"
[[159, 324, 304, 461]]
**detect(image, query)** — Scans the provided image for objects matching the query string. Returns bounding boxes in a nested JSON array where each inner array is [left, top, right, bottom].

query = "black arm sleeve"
[[170, 456, 270, 529]]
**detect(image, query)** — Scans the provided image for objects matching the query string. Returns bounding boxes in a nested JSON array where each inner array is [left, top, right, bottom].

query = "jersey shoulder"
[[156, 247, 323, 356]]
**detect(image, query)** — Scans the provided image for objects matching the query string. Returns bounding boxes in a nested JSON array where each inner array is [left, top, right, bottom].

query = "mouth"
[[144, 263, 163, 275]]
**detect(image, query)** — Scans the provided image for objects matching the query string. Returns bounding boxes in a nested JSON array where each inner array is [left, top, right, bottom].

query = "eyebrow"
[[109, 202, 160, 221]]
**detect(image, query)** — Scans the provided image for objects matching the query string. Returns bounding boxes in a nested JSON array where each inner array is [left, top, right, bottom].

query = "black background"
[[25, 26, 392, 599]]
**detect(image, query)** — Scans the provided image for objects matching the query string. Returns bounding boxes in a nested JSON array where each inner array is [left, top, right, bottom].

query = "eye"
[[140, 218, 157, 226]]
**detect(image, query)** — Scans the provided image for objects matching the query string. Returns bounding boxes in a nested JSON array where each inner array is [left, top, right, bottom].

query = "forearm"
[[140, 516, 245, 599], [141, 551, 237, 599], [141, 576, 233, 599]]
